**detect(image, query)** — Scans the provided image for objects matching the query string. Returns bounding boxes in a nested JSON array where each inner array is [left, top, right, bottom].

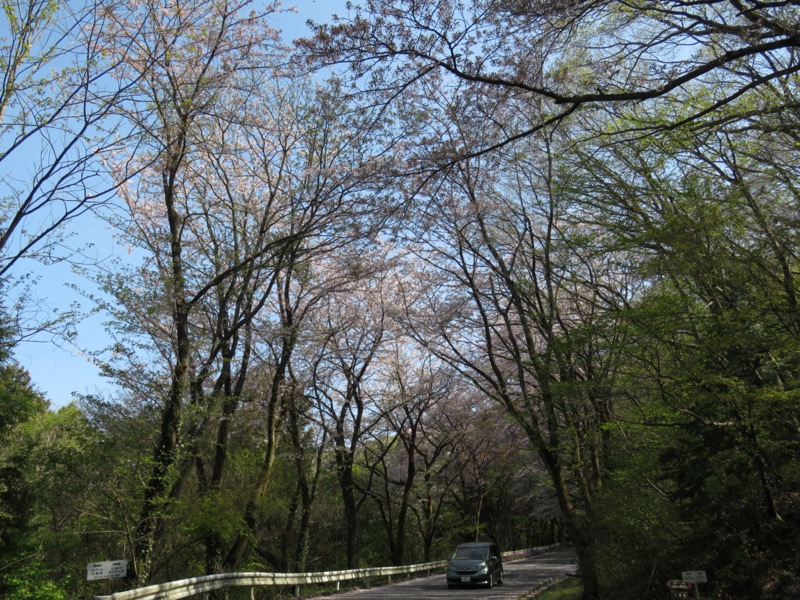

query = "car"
[[445, 541, 504, 589]]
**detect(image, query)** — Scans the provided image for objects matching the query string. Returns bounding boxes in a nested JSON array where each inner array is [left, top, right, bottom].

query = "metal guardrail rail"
[[94, 544, 561, 600]]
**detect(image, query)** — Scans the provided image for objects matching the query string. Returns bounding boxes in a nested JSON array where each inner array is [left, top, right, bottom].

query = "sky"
[[13, 0, 350, 408]]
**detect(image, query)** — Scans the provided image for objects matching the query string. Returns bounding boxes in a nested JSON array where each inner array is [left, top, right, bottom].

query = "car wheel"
[[447, 583, 455, 590], [498, 568, 504, 585], [486, 573, 493, 588]]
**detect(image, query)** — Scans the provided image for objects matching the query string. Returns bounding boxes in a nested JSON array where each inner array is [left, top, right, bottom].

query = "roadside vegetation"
[[527, 578, 584, 600]]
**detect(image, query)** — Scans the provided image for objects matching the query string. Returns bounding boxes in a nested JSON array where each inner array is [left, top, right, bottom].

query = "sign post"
[[87, 560, 128, 594], [666, 580, 691, 599], [87, 559, 128, 581], [682, 570, 707, 600]]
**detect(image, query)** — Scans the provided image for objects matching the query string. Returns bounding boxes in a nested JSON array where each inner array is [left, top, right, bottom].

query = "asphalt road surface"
[[306, 547, 578, 599]]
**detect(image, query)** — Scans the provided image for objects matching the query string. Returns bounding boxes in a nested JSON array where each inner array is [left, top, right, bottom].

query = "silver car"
[[446, 541, 504, 589]]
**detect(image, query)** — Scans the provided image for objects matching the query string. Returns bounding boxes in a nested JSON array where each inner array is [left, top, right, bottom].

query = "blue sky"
[[13, 0, 350, 408]]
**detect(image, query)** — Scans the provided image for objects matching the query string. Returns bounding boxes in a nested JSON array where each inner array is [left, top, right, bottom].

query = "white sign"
[[87, 560, 128, 581], [682, 570, 707, 583]]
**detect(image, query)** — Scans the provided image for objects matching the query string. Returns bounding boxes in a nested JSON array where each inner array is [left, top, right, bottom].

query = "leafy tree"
[[0, 304, 47, 558], [570, 99, 800, 597], [0, 382, 105, 599], [0, 0, 130, 278], [0, 363, 45, 563], [0, 364, 46, 439], [1, 561, 71, 600]]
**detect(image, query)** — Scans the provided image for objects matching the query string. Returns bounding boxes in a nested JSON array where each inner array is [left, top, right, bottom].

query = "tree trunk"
[[132, 153, 191, 586], [547, 454, 601, 599], [337, 456, 360, 569]]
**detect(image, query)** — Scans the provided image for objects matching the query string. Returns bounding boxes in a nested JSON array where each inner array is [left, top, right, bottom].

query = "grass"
[[522, 576, 583, 600]]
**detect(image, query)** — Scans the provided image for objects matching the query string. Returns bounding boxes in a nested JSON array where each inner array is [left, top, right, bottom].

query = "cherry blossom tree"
[[402, 380, 496, 559], [94, 0, 290, 583], [212, 229, 391, 575], [357, 339, 539, 563], [302, 0, 800, 160], [303, 263, 394, 569], [395, 119, 634, 595], [360, 340, 451, 565], [254, 243, 394, 572], [93, 0, 396, 578]]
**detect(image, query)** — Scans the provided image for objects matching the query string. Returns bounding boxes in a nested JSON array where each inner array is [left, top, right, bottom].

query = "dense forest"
[[1, 1, 798, 599]]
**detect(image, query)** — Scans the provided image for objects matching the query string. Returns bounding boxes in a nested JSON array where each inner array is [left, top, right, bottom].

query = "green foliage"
[[532, 577, 583, 600], [0, 360, 48, 558], [0, 363, 47, 437], [565, 68, 800, 596], [592, 416, 691, 598], [0, 379, 113, 599], [0, 559, 72, 600], [655, 380, 800, 598], [184, 490, 247, 545]]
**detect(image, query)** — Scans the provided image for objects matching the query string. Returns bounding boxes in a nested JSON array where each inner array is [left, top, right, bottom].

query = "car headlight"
[[477, 563, 488, 574]]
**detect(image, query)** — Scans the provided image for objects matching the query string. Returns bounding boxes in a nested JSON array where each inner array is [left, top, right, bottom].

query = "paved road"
[[306, 547, 577, 599]]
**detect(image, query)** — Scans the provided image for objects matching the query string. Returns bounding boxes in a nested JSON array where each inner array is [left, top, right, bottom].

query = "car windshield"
[[453, 546, 488, 560]]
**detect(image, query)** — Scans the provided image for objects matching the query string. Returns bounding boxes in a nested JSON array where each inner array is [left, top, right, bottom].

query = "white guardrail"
[[94, 544, 561, 600]]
